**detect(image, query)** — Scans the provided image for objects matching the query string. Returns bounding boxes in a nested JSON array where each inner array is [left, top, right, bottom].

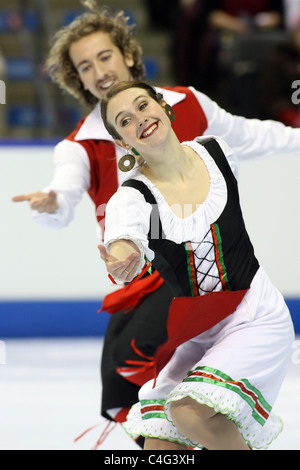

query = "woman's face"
[[106, 87, 171, 155]]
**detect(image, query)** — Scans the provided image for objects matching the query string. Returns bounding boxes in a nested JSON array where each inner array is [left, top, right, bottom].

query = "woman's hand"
[[98, 242, 141, 283]]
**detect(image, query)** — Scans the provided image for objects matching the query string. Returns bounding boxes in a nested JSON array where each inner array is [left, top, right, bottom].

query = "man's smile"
[[97, 77, 116, 91]]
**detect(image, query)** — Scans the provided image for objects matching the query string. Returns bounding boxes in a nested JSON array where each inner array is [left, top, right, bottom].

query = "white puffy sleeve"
[[32, 139, 91, 229], [104, 186, 155, 269], [192, 87, 300, 161]]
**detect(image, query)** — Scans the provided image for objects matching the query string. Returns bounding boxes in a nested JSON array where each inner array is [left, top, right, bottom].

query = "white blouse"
[[104, 136, 239, 289]]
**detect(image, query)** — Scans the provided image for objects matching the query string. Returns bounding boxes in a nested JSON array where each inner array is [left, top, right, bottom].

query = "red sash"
[[99, 270, 164, 315], [154, 289, 248, 381]]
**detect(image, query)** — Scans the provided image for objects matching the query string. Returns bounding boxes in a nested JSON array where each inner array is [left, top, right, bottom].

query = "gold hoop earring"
[[118, 154, 136, 172], [165, 104, 176, 122]]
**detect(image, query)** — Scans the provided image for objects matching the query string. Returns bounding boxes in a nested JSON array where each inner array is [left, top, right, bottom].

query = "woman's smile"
[[140, 121, 159, 139]]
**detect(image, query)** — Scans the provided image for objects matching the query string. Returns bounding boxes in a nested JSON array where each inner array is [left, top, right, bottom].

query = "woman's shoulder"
[[183, 135, 239, 178], [107, 174, 154, 210], [193, 135, 234, 156]]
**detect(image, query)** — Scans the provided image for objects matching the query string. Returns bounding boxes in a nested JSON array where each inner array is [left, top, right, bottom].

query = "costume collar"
[[74, 87, 186, 142]]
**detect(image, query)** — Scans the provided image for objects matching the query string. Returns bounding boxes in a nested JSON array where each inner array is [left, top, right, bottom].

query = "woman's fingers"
[[122, 252, 141, 281], [98, 245, 141, 282]]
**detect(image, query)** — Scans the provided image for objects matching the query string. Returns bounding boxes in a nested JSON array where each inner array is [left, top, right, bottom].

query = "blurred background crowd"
[[1, 0, 300, 139]]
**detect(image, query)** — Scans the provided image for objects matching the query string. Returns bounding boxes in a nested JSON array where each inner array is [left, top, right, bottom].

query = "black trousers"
[[100, 282, 173, 420]]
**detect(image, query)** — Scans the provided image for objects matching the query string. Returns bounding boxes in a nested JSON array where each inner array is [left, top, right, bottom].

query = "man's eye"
[[80, 65, 91, 73], [101, 55, 111, 62]]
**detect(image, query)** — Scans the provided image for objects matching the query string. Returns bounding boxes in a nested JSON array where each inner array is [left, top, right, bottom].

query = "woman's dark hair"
[[101, 81, 164, 139]]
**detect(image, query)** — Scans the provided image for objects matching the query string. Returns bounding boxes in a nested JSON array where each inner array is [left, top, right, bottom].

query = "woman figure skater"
[[98, 81, 295, 450]]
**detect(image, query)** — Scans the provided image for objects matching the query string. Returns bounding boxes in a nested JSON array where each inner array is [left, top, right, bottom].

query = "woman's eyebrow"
[[114, 95, 147, 124]]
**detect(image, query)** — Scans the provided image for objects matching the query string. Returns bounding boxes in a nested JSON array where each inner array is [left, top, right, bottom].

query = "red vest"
[[66, 86, 208, 232]]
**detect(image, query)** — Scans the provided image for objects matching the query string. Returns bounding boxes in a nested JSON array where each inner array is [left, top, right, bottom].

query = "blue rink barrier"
[[0, 298, 299, 339], [0, 300, 109, 338]]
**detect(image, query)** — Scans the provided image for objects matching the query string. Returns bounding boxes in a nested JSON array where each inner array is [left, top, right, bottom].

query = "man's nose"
[[93, 61, 106, 80]]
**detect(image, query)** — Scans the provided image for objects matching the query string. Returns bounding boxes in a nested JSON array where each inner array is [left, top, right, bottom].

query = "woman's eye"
[[139, 102, 148, 111], [121, 118, 130, 127]]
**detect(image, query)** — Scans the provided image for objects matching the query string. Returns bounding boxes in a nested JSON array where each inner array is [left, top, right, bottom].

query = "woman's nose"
[[139, 117, 148, 126]]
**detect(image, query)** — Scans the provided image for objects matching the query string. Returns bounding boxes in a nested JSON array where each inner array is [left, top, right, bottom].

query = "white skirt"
[[123, 268, 295, 449]]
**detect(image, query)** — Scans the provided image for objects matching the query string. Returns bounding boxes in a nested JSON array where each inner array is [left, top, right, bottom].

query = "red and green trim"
[[185, 366, 272, 426], [184, 242, 198, 297], [211, 223, 231, 291], [140, 399, 166, 420]]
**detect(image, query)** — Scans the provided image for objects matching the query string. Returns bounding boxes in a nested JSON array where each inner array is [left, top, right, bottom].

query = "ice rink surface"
[[0, 337, 299, 451]]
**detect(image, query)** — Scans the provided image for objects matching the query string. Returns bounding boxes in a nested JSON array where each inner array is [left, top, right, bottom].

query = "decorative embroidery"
[[184, 242, 198, 296], [185, 366, 272, 426], [140, 399, 166, 420], [211, 223, 231, 291], [184, 229, 223, 295]]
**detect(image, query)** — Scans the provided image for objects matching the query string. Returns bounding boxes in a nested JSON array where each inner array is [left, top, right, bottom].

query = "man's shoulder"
[[162, 85, 190, 93], [65, 103, 114, 143], [66, 115, 89, 142]]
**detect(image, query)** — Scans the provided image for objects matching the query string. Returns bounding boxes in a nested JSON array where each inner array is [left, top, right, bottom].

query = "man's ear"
[[124, 50, 135, 69]]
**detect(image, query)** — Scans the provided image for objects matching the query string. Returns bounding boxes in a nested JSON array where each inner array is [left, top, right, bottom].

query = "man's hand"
[[98, 244, 141, 283], [12, 190, 59, 213]]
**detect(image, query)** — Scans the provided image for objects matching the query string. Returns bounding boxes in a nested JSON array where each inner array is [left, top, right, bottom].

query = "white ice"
[[0, 337, 299, 450]]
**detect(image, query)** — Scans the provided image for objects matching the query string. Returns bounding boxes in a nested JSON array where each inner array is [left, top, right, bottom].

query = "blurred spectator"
[[172, 1, 214, 92], [258, 21, 300, 126], [172, 1, 285, 100], [207, 1, 285, 96], [284, 0, 300, 30], [208, 0, 284, 34], [145, 0, 181, 30], [145, 0, 198, 30]]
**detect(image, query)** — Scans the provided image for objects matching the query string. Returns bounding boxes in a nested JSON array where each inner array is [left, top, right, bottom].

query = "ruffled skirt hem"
[[123, 376, 284, 450]]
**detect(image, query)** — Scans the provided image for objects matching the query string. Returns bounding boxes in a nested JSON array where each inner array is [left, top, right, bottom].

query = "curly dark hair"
[[46, 0, 145, 108]]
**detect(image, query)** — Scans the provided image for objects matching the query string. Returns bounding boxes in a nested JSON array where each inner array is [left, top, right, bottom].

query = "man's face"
[[69, 31, 135, 101]]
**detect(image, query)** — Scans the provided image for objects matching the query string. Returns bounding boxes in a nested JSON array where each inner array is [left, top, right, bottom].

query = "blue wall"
[[0, 300, 109, 338], [0, 298, 299, 339]]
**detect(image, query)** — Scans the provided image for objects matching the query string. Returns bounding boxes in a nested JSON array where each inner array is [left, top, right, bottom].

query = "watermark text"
[[291, 80, 300, 105], [0, 80, 6, 105], [95, 202, 202, 240]]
